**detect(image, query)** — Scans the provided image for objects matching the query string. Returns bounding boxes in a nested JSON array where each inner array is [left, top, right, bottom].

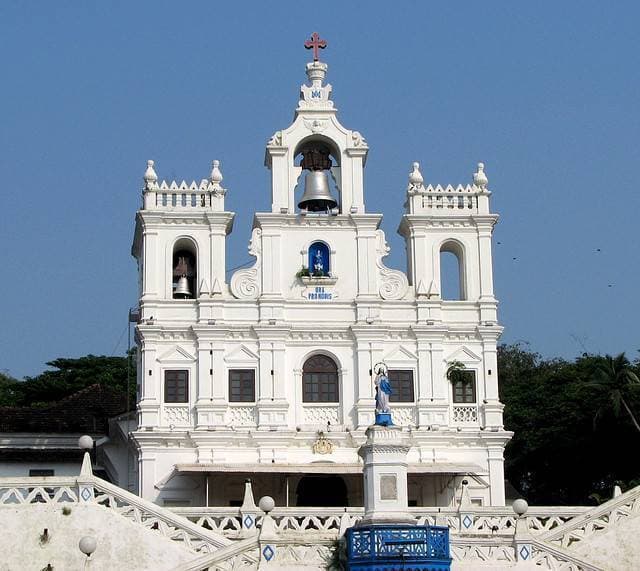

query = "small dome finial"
[[473, 162, 488, 189], [409, 162, 424, 186]]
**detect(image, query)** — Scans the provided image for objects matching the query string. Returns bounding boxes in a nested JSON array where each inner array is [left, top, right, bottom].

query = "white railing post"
[[239, 479, 259, 538], [257, 496, 277, 568], [512, 499, 533, 562]]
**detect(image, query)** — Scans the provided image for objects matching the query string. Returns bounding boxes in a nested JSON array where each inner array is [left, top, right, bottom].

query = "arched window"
[[172, 239, 197, 299], [308, 241, 330, 277], [302, 355, 339, 402], [440, 241, 465, 300]]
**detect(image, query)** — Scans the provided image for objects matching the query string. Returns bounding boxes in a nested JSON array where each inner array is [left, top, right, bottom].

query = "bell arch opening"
[[440, 240, 466, 301], [172, 238, 197, 299], [294, 137, 341, 213]]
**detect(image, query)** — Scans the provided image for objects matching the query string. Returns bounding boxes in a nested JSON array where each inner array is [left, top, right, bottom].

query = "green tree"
[[589, 353, 640, 432], [4, 351, 136, 409], [0, 371, 20, 406], [499, 344, 640, 505]]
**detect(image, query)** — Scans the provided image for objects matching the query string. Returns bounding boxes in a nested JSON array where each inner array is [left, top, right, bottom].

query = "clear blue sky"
[[1, 2, 638, 379]]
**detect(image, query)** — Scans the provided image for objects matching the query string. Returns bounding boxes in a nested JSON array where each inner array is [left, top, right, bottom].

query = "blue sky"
[[1, 2, 638, 378]]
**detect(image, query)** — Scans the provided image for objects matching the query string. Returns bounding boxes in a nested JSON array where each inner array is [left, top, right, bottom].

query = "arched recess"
[[293, 136, 342, 213], [172, 237, 198, 299], [308, 241, 331, 277], [439, 240, 466, 301], [302, 353, 340, 403]]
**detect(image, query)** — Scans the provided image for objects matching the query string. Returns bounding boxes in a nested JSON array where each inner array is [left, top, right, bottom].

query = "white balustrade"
[[302, 405, 340, 425], [452, 404, 478, 424], [164, 405, 191, 426], [226, 406, 257, 426], [390, 406, 417, 426]]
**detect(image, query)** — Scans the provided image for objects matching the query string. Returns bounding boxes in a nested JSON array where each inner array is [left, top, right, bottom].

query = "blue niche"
[[308, 241, 330, 277]]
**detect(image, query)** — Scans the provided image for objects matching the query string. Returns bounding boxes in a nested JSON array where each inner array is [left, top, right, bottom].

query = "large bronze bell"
[[298, 170, 338, 212], [174, 275, 192, 298]]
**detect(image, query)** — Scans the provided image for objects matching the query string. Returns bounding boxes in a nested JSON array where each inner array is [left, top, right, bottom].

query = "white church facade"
[[130, 39, 511, 509]]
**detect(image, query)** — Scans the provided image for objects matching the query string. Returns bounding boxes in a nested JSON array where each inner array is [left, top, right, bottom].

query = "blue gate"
[[346, 524, 451, 571]]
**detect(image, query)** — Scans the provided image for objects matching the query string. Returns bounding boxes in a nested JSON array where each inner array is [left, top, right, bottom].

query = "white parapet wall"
[[0, 503, 195, 571]]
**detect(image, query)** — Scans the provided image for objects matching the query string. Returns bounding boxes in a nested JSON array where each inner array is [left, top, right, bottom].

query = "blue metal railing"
[[346, 524, 451, 570]]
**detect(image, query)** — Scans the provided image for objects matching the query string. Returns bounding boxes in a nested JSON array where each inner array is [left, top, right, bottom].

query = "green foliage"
[[296, 266, 311, 278], [446, 360, 467, 384], [0, 371, 20, 406], [499, 344, 640, 505], [0, 350, 136, 409]]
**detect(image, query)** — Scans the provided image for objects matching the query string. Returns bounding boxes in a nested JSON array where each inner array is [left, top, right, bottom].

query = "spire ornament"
[[407, 162, 424, 193], [304, 32, 327, 62], [209, 160, 226, 194], [473, 162, 488, 190], [143, 160, 158, 190]]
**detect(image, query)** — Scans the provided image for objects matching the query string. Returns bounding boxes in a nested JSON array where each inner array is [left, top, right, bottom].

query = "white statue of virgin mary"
[[374, 363, 392, 414]]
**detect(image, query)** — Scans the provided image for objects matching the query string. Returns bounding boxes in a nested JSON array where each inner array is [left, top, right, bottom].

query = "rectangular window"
[[229, 369, 256, 402], [29, 469, 54, 477], [388, 370, 415, 403], [452, 370, 477, 403], [164, 370, 189, 403]]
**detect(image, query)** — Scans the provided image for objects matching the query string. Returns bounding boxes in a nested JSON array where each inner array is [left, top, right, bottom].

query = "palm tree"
[[590, 353, 640, 433]]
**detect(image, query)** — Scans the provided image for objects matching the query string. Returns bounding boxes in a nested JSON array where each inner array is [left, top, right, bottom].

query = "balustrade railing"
[[1, 473, 621, 571], [171, 505, 587, 539], [451, 404, 478, 424]]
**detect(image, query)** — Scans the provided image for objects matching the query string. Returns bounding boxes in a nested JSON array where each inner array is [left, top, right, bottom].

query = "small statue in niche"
[[313, 249, 325, 276], [374, 363, 393, 426]]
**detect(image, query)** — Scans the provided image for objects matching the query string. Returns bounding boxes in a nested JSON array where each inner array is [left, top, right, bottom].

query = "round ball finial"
[[473, 162, 488, 189], [409, 162, 424, 185], [258, 495, 275, 514], [78, 435, 94, 450], [79, 535, 97, 556], [512, 498, 528, 517]]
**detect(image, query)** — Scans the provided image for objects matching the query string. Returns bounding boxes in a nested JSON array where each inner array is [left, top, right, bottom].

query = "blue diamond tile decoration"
[[262, 545, 275, 562], [519, 545, 530, 560], [243, 515, 254, 529], [462, 515, 473, 529], [81, 487, 92, 501]]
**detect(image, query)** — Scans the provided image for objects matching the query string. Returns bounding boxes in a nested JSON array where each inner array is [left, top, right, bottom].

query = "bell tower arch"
[[264, 55, 368, 215]]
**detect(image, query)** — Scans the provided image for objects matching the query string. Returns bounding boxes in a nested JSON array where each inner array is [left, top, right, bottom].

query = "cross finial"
[[304, 32, 327, 62]]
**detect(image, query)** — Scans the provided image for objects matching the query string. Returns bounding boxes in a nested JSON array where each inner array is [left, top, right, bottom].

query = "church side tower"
[[131, 161, 234, 431]]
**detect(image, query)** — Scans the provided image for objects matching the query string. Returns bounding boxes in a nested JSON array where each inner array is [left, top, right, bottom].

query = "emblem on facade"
[[312, 431, 334, 454]]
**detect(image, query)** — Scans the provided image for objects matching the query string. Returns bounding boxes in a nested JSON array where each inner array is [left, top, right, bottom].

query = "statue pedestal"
[[357, 425, 415, 526], [374, 412, 393, 426]]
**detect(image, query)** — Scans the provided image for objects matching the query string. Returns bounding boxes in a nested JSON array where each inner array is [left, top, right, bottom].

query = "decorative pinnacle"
[[143, 159, 158, 190], [304, 32, 327, 62], [473, 162, 488, 189], [409, 162, 424, 186], [209, 160, 225, 193]]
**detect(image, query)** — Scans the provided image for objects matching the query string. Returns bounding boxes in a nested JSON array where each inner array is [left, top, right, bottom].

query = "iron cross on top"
[[304, 32, 327, 61]]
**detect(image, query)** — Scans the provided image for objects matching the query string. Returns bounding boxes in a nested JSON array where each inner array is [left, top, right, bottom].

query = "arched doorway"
[[296, 475, 348, 507]]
